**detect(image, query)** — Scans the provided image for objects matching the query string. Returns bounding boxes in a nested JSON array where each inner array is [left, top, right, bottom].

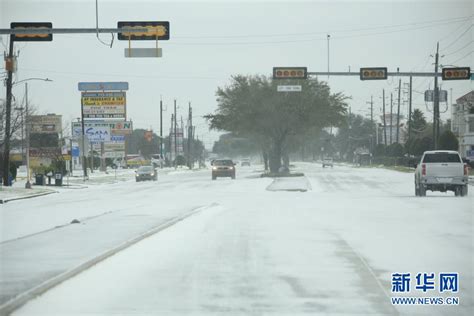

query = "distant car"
[[212, 159, 236, 180], [322, 158, 334, 168], [135, 165, 157, 182], [241, 158, 251, 166], [414, 150, 468, 196]]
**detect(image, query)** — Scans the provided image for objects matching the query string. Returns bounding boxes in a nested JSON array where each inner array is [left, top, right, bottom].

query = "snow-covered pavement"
[[1, 163, 472, 315]]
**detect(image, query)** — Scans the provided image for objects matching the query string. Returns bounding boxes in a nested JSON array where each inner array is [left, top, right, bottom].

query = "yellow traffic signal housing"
[[360, 67, 388, 80], [442, 67, 470, 80], [11, 22, 53, 41], [118, 21, 170, 40], [273, 67, 307, 79]]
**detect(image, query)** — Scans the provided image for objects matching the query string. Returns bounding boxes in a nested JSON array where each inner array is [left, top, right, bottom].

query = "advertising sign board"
[[81, 92, 126, 119]]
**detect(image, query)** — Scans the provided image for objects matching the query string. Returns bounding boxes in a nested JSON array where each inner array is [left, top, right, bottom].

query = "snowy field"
[[1, 163, 472, 315]]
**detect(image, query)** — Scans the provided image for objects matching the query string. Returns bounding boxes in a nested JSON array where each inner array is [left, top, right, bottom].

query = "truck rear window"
[[422, 153, 461, 163]]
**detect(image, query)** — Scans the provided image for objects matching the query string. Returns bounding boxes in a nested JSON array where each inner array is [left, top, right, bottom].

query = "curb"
[[0, 191, 57, 204], [0, 204, 213, 316]]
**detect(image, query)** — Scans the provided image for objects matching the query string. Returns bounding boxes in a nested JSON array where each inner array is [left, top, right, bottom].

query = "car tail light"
[[422, 164, 426, 176], [464, 164, 469, 176]]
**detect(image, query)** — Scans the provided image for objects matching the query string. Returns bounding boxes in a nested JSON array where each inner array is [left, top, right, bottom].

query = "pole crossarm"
[[307, 71, 441, 77], [0, 27, 149, 35]]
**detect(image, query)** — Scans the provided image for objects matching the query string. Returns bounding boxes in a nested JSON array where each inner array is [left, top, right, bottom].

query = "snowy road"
[[1, 163, 472, 315]]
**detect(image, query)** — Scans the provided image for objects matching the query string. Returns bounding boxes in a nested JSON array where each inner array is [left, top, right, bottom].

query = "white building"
[[451, 91, 474, 160]]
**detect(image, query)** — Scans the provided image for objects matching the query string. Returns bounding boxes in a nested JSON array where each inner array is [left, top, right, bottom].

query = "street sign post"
[[124, 48, 162, 58], [277, 85, 302, 92]]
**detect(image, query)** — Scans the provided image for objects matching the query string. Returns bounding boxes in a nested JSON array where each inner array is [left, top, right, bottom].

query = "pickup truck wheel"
[[461, 185, 468, 196], [455, 187, 460, 196], [419, 185, 426, 197]]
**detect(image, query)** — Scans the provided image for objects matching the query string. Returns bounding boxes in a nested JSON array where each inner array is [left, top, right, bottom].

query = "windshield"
[[213, 160, 234, 166], [423, 153, 461, 163], [1, 1, 472, 315], [138, 166, 154, 172]]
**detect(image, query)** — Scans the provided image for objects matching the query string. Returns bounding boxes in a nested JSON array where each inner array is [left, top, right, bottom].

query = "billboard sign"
[[73, 125, 111, 142], [29, 115, 62, 134], [73, 121, 132, 135], [81, 92, 126, 119], [78, 82, 129, 91]]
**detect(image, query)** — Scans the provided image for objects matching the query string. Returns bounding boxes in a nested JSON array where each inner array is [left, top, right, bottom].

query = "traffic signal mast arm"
[[306, 71, 441, 78], [0, 27, 149, 35]]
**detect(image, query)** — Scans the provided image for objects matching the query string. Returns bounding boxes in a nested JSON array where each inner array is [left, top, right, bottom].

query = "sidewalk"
[[0, 186, 56, 204]]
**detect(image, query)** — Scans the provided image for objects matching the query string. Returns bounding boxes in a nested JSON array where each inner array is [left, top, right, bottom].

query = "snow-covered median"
[[266, 176, 312, 192]]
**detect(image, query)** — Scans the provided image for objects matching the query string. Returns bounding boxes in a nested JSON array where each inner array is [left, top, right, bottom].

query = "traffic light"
[[11, 22, 53, 41], [273, 67, 307, 79], [118, 21, 170, 40], [442, 67, 470, 80], [360, 67, 388, 80]]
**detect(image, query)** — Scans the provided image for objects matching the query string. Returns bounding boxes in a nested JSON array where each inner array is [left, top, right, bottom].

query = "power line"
[[447, 50, 474, 65], [443, 40, 474, 56], [173, 15, 472, 39], [443, 24, 473, 48]]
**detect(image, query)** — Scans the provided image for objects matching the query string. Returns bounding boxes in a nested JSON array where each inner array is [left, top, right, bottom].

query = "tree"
[[410, 109, 427, 133], [212, 133, 260, 158], [334, 113, 373, 161], [206, 75, 347, 172], [438, 130, 459, 151]]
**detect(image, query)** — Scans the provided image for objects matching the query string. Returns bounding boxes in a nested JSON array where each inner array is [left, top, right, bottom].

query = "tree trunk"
[[269, 141, 282, 173], [262, 150, 269, 171]]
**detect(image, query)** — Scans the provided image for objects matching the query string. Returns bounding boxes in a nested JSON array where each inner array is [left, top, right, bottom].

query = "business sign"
[[81, 92, 126, 119], [78, 82, 129, 91], [29, 147, 61, 158], [29, 115, 62, 134], [467, 150, 474, 159], [73, 121, 132, 135], [73, 125, 111, 142], [104, 151, 125, 158], [170, 128, 184, 160]]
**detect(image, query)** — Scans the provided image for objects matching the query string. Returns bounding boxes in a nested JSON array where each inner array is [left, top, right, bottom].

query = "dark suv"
[[212, 159, 236, 180]]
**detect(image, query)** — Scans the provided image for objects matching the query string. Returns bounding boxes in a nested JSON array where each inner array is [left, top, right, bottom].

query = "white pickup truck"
[[414, 150, 469, 197]]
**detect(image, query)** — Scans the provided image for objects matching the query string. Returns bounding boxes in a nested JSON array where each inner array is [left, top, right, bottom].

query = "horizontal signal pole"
[[0, 27, 149, 35], [307, 71, 441, 78]]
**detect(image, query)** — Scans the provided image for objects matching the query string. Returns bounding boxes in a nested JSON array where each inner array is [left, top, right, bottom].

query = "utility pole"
[[174, 99, 177, 167], [408, 76, 413, 146], [396, 79, 401, 143], [187, 101, 193, 169], [390, 92, 393, 145], [433, 42, 440, 149], [383, 89, 387, 146], [80, 96, 88, 180], [327, 34, 330, 79], [367, 95, 374, 151], [159, 97, 163, 160], [2, 35, 14, 186], [25, 82, 31, 188], [169, 113, 173, 164]]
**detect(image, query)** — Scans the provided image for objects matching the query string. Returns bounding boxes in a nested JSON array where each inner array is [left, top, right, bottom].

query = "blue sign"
[[78, 82, 128, 91], [467, 150, 474, 158], [72, 146, 80, 157]]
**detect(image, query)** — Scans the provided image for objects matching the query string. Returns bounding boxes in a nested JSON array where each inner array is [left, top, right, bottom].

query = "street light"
[[13, 77, 53, 188]]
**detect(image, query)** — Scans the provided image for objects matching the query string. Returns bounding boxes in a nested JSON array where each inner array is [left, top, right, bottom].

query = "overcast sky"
[[1, 0, 472, 149]]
